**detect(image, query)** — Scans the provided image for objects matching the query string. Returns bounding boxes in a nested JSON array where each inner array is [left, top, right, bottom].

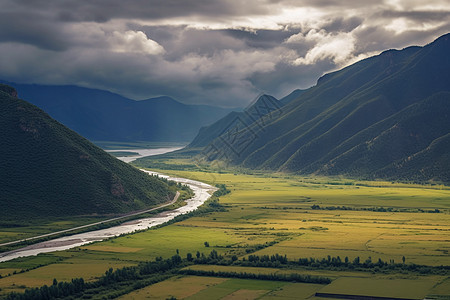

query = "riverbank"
[[0, 171, 216, 262], [0, 146, 215, 263]]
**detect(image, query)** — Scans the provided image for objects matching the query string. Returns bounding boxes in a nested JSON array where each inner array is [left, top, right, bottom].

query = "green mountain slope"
[[189, 94, 281, 148], [318, 92, 450, 181], [0, 84, 175, 220], [192, 33, 450, 183], [187, 93, 309, 149]]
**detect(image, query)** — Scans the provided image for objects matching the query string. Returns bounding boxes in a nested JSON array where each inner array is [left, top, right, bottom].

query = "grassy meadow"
[[0, 162, 449, 299]]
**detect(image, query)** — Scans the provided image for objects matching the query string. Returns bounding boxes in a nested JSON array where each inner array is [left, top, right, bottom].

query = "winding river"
[[0, 148, 215, 262]]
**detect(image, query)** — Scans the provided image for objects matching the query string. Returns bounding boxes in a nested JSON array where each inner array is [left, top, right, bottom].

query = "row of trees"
[[179, 269, 331, 284], [5, 278, 86, 300], [179, 250, 449, 276], [212, 184, 231, 197], [310, 204, 441, 213], [233, 254, 449, 275], [6, 248, 450, 299], [248, 253, 288, 264]]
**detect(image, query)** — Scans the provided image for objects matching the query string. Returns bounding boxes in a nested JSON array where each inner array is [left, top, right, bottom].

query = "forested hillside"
[[0, 84, 175, 220]]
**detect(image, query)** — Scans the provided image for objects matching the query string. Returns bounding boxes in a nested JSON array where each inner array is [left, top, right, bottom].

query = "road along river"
[[0, 150, 216, 262]]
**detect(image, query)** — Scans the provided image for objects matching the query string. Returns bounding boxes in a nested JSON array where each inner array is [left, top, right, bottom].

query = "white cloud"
[[289, 30, 357, 66], [108, 30, 165, 55]]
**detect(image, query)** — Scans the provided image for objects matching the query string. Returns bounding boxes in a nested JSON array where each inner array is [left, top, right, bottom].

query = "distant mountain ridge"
[[189, 91, 303, 148], [190, 33, 450, 183], [0, 82, 235, 143], [0, 84, 175, 220]]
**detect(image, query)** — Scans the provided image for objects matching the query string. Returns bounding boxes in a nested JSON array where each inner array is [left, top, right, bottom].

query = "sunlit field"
[[0, 167, 449, 298]]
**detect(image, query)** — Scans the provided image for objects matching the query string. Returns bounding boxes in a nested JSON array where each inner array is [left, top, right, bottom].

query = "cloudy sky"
[[0, 0, 449, 107]]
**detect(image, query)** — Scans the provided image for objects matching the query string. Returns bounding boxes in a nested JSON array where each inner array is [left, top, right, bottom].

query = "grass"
[[0, 215, 118, 245], [0, 166, 449, 298], [118, 276, 228, 300], [316, 277, 437, 299], [260, 282, 325, 299], [144, 169, 449, 265], [0, 257, 133, 295], [185, 278, 287, 300], [429, 277, 450, 296], [183, 265, 372, 280], [83, 225, 244, 259]]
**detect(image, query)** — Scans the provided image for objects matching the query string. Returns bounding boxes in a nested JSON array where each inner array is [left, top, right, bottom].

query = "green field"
[[0, 167, 449, 299], [119, 276, 316, 300], [316, 277, 437, 299]]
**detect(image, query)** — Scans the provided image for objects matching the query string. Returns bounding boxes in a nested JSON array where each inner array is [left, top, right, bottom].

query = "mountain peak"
[[245, 94, 279, 112]]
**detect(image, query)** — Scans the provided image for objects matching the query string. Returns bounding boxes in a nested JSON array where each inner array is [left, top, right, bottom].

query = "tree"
[[186, 253, 193, 261], [402, 256, 406, 264], [204, 241, 210, 247], [209, 249, 219, 260], [171, 254, 182, 264]]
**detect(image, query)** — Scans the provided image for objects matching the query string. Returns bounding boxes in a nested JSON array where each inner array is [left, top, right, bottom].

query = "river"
[[105, 147, 183, 163], [0, 148, 215, 263]]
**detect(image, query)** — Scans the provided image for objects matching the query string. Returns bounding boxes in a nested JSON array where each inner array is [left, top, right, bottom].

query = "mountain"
[[190, 33, 450, 183], [189, 94, 287, 148], [189, 90, 307, 148], [0, 83, 235, 143], [0, 84, 175, 220], [279, 89, 306, 106]]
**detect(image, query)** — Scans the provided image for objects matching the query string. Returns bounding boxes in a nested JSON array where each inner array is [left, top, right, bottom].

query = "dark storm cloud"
[[321, 17, 364, 33], [221, 29, 296, 49], [353, 24, 450, 55], [145, 27, 247, 59], [13, 0, 272, 23], [0, 11, 70, 51], [0, 0, 449, 106], [248, 59, 336, 97], [379, 9, 450, 22]]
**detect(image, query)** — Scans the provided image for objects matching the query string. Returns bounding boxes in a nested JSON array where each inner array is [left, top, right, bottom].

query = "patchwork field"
[[316, 277, 437, 299], [0, 168, 449, 299]]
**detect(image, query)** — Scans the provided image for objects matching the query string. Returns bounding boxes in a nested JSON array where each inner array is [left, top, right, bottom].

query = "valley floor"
[[0, 167, 449, 299]]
